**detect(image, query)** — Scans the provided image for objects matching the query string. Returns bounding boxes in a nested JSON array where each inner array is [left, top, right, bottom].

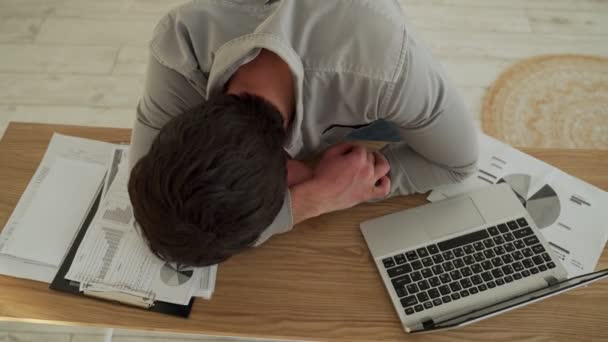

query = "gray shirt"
[[129, 0, 479, 245]]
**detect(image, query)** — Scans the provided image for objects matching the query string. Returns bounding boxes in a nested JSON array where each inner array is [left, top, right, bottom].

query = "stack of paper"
[[428, 133, 608, 278], [0, 134, 114, 282], [0, 133, 217, 304]]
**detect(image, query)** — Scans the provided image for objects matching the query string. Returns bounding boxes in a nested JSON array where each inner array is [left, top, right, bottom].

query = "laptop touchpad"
[[420, 197, 486, 239]]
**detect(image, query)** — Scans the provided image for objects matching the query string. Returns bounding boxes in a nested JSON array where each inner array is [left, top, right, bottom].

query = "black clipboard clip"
[[83, 288, 155, 309]]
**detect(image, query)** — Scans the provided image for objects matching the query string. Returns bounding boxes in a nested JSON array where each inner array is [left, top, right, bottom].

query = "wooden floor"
[[0, 0, 607, 341]]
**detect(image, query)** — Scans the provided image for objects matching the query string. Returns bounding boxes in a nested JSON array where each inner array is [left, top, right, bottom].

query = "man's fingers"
[[367, 151, 375, 166], [324, 142, 357, 158], [372, 151, 390, 179], [372, 175, 391, 198], [344, 145, 367, 165]]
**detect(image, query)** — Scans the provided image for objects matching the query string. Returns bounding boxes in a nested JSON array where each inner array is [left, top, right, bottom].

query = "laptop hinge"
[[422, 318, 435, 329], [544, 276, 559, 287]]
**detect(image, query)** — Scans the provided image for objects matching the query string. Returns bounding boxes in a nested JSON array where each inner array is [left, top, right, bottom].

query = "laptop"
[[360, 183, 608, 333]]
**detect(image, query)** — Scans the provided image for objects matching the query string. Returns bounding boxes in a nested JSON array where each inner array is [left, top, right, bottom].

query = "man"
[[128, 0, 478, 267]]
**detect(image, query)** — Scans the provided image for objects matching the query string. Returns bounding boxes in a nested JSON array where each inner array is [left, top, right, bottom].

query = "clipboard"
[[50, 190, 194, 318]]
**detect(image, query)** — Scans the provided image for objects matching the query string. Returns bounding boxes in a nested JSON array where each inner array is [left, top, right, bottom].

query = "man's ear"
[[286, 159, 314, 187]]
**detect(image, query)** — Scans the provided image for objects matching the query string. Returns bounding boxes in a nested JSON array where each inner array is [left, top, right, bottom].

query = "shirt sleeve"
[[253, 190, 294, 246], [129, 55, 206, 169], [379, 31, 479, 196]]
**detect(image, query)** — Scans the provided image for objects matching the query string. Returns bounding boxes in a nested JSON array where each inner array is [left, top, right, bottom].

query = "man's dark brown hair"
[[128, 93, 288, 266]]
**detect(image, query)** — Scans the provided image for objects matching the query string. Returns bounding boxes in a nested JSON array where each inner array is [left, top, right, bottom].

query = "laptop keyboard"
[[381, 218, 557, 316]]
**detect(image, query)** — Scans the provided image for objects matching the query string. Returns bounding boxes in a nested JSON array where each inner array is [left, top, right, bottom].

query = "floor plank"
[[113, 328, 297, 341], [35, 17, 157, 45], [527, 9, 608, 35], [0, 105, 134, 128], [0, 74, 143, 107], [51, 0, 185, 20], [128, 0, 190, 13], [58, 0, 132, 13], [3, 332, 71, 342], [0, 321, 107, 335], [404, 5, 532, 33], [0, 17, 44, 43], [0, 0, 63, 16], [457, 86, 487, 120], [441, 56, 514, 88], [112, 46, 148, 76], [402, 0, 608, 11], [419, 30, 608, 59], [0, 44, 118, 74]]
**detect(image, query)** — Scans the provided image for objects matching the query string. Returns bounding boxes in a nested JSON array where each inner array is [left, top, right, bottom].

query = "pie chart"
[[496, 173, 561, 229], [160, 262, 194, 286]]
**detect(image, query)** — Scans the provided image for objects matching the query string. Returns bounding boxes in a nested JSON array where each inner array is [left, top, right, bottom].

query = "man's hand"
[[312, 142, 391, 211], [287, 159, 313, 186], [290, 142, 391, 224]]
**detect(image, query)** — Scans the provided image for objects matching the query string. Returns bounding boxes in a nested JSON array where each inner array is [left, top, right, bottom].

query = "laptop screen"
[[411, 269, 608, 333]]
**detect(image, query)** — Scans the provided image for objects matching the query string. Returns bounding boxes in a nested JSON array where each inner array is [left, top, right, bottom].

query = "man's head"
[[128, 93, 288, 266]]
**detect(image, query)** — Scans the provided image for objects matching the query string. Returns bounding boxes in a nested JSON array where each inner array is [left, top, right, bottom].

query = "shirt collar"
[[206, 33, 304, 157]]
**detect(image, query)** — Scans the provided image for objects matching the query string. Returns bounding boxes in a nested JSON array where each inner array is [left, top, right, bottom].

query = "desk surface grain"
[[0, 122, 607, 342]]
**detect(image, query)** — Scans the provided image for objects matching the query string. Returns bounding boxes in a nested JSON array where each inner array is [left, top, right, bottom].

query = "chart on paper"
[[102, 204, 133, 225], [103, 146, 128, 197], [160, 263, 194, 286], [99, 227, 124, 280], [494, 174, 561, 229]]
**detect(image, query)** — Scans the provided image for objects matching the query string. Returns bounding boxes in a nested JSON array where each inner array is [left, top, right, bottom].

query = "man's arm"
[[379, 32, 479, 196], [288, 143, 391, 224], [129, 56, 205, 169]]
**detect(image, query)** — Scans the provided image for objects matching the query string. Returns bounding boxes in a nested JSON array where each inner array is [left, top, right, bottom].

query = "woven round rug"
[[482, 55, 608, 149]]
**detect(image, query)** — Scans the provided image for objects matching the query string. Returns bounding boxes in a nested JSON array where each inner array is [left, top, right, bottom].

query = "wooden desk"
[[0, 122, 607, 341]]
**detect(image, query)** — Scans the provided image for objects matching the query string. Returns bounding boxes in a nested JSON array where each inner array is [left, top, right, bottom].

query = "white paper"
[[0, 254, 58, 283], [194, 265, 218, 299], [2, 157, 105, 267], [534, 171, 608, 276], [66, 158, 216, 305], [0, 134, 113, 255], [0, 133, 114, 283], [428, 133, 608, 277]]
